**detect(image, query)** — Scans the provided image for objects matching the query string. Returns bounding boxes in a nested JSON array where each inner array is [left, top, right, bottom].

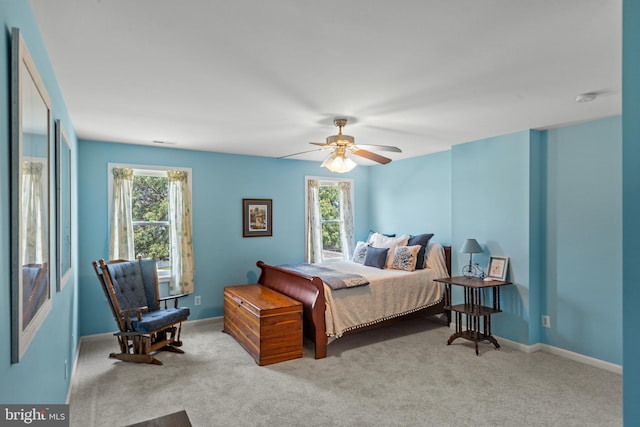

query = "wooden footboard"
[[256, 261, 328, 358], [256, 246, 452, 360]]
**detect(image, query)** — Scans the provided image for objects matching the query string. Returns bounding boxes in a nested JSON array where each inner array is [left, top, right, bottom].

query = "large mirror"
[[11, 28, 53, 363], [56, 120, 72, 291]]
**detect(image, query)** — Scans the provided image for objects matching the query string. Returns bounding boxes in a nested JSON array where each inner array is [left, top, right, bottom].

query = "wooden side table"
[[434, 276, 512, 356]]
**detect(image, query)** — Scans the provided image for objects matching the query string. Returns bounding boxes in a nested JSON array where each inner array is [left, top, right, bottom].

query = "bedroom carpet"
[[69, 317, 621, 427]]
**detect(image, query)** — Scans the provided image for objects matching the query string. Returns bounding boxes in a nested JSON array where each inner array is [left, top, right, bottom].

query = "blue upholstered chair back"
[[105, 259, 160, 312]]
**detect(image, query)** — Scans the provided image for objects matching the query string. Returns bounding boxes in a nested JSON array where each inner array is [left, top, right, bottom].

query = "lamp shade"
[[460, 238, 482, 254]]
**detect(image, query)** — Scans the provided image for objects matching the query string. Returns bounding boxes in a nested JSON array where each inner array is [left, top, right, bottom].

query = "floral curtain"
[[21, 162, 47, 265], [306, 179, 323, 263], [338, 181, 355, 261], [168, 171, 194, 295], [109, 167, 134, 260]]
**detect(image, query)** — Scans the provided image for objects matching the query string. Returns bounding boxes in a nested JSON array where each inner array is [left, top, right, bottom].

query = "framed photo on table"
[[487, 256, 509, 281], [243, 199, 272, 237]]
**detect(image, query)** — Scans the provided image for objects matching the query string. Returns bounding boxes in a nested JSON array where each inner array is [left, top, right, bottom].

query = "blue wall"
[[0, 1, 79, 404], [368, 150, 452, 243], [370, 121, 623, 364], [543, 117, 622, 364], [451, 131, 534, 344], [622, 0, 640, 423], [77, 140, 371, 335]]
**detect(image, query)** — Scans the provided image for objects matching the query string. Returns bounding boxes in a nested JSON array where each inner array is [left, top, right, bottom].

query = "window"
[[108, 164, 194, 294], [305, 177, 355, 263], [131, 171, 170, 274], [318, 184, 343, 260]]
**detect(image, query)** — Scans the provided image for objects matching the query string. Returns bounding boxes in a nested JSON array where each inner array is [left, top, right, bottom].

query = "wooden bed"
[[256, 246, 452, 359]]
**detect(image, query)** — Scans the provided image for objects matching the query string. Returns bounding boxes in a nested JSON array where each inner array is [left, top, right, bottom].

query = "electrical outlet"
[[194, 295, 201, 306], [541, 315, 551, 328]]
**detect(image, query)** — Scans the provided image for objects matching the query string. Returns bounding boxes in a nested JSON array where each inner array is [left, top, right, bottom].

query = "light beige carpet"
[[69, 317, 622, 427]]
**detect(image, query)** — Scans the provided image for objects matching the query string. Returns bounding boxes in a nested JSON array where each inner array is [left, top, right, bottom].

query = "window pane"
[[133, 223, 169, 261], [318, 184, 343, 259], [319, 186, 340, 220], [132, 175, 170, 262], [132, 176, 168, 222], [322, 220, 342, 259]]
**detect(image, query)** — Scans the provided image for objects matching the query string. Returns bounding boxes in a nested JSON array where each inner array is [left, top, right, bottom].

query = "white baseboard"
[[65, 345, 80, 404], [78, 330, 114, 342], [494, 335, 541, 353], [447, 322, 622, 375]]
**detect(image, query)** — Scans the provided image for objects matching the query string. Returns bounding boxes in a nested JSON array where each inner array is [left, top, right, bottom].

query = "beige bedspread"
[[322, 244, 449, 337]]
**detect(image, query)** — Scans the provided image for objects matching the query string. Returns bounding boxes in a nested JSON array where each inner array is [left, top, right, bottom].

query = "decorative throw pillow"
[[370, 233, 410, 269], [408, 233, 434, 269], [364, 246, 389, 269], [367, 230, 395, 242], [392, 245, 422, 271], [352, 241, 368, 264], [370, 232, 397, 248]]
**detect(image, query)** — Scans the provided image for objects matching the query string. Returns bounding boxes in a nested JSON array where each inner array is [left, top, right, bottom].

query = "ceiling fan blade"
[[351, 148, 392, 164], [354, 144, 402, 153], [279, 142, 335, 159], [277, 148, 323, 159]]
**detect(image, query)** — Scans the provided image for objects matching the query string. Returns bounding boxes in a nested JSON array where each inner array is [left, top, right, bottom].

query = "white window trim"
[[304, 175, 355, 262], [107, 163, 192, 282]]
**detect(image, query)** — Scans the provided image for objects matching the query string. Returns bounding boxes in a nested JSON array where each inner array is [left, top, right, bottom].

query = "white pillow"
[[369, 232, 395, 247], [392, 245, 422, 271], [370, 233, 410, 268], [366, 232, 383, 244], [352, 241, 368, 264]]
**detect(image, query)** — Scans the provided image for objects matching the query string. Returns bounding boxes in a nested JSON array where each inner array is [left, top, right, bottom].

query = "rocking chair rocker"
[[93, 258, 190, 365]]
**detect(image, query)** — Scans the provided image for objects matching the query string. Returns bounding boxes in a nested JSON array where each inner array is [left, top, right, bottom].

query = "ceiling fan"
[[279, 118, 402, 173]]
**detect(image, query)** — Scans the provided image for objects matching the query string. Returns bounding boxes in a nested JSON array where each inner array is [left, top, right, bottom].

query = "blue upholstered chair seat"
[[132, 307, 190, 333]]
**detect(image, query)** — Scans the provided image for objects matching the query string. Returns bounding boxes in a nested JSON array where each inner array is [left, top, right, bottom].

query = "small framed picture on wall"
[[242, 199, 272, 237]]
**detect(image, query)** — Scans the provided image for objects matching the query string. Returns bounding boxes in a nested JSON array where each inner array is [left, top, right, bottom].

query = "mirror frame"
[[56, 120, 72, 291], [10, 27, 53, 363]]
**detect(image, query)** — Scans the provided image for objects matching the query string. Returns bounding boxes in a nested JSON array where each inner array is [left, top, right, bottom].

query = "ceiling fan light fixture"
[[321, 149, 356, 173], [281, 117, 398, 168]]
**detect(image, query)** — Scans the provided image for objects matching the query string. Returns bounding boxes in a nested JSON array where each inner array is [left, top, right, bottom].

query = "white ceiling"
[[30, 0, 621, 165]]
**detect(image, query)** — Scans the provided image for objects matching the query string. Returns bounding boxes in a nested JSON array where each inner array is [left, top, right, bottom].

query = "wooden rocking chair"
[[92, 258, 190, 365]]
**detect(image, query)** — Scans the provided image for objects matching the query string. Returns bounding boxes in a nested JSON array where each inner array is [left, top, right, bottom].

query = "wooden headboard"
[[443, 245, 452, 276]]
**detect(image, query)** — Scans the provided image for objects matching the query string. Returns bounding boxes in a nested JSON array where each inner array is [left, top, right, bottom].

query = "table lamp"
[[460, 238, 483, 277]]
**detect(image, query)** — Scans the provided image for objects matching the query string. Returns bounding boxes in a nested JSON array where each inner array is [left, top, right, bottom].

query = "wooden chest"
[[223, 284, 303, 366]]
